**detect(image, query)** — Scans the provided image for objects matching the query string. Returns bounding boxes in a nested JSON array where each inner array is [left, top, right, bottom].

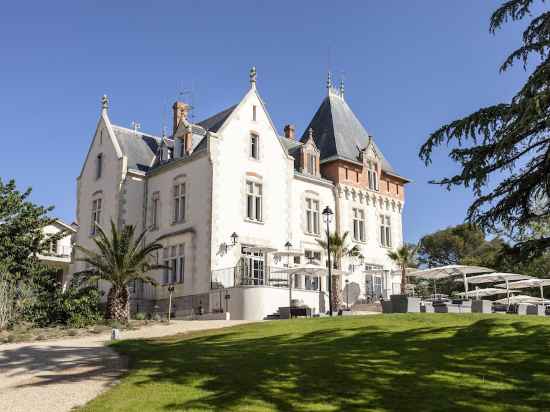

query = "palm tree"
[[387, 244, 418, 295], [75, 221, 164, 322], [317, 231, 361, 309]]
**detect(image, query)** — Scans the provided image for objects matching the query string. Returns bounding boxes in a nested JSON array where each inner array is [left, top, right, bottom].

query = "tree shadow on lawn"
[[111, 317, 550, 412]]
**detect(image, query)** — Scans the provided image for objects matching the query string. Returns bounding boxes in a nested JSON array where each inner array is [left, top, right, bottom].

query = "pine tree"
[[419, 0, 550, 258]]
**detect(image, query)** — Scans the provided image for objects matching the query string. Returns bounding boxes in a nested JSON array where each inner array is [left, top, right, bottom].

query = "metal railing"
[[211, 265, 290, 289]]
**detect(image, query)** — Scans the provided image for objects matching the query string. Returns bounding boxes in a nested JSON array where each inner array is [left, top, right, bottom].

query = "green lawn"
[[80, 314, 550, 412]]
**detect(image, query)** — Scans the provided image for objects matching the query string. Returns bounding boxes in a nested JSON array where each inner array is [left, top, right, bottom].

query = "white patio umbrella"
[[408, 265, 493, 296], [467, 273, 533, 306], [494, 295, 539, 305], [456, 287, 508, 299], [494, 278, 550, 302]]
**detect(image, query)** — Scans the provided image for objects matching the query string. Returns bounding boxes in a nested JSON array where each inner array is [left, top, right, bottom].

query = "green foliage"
[[387, 244, 419, 294], [134, 312, 146, 321], [0, 179, 59, 281], [418, 224, 505, 269], [21, 275, 103, 328], [418, 0, 550, 257], [75, 221, 164, 322], [316, 231, 361, 269]]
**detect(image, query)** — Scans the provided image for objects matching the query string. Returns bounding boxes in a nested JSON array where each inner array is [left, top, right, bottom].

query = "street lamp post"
[[322, 206, 334, 316], [285, 241, 293, 309], [167, 284, 175, 324]]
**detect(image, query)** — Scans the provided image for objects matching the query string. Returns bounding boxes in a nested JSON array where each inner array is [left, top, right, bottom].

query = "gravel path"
[[0, 320, 252, 412]]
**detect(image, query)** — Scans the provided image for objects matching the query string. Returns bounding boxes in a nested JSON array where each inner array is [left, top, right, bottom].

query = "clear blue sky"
[[0, 1, 534, 242]]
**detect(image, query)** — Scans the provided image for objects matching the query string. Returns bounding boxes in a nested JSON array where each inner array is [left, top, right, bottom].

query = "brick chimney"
[[172, 101, 190, 134], [284, 124, 296, 140]]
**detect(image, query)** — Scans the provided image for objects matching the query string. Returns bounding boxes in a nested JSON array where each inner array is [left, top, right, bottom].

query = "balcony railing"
[[211, 265, 290, 289]]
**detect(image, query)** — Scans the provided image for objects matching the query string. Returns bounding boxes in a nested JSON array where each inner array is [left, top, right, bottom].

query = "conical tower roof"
[[300, 92, 396, 174]]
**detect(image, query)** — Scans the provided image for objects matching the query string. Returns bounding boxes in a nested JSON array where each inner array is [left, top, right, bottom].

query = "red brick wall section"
[[320, 160, 405, 200]]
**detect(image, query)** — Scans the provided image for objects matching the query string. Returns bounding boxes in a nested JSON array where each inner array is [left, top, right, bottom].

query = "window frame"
[[162, 244, 185, 285], [305, 198, 320, 235], [173, 183, 186, 223], [151, 192, 160, 230], [380, 214, 392, 247], [246, 180, 263, 222], [90, 198, 102, 235], [352, 208, 366, 242], [250, 133, 259, 160]]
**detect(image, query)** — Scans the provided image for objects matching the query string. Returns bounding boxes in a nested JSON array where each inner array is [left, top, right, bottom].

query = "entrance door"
[[241, 246, 265, 285]]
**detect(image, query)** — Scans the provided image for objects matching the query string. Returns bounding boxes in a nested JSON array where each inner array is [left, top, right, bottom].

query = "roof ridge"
[[111, 124, 161, 141]]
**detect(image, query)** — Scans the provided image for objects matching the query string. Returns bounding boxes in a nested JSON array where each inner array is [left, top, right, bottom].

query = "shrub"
[[134, 312, 146, 320]]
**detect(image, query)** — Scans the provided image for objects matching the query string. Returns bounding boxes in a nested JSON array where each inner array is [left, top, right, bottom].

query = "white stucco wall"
[[71, 114, 125, 298], [145, 151, 213, 297], [210, 89, 294, 271]]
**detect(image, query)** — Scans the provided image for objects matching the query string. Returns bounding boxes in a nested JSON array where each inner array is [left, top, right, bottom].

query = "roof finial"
[[326, 71, 332, 92], [339, 77, 345, 99], [101, 94, 109, 112], [308, 127, 314, 141], [249, 66, 257, 89]]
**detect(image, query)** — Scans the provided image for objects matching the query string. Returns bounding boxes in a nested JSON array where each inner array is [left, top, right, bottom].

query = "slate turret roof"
[[300, 93, 396, 174]]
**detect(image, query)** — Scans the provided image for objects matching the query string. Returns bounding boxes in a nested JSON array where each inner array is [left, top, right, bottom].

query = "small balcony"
[[211, 265, 290, 289]]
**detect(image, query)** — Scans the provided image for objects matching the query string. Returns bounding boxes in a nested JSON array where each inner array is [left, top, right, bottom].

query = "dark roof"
[[197, 104, 237, 132], [300, 93, 395, 173], [112, 126, 160, 172]]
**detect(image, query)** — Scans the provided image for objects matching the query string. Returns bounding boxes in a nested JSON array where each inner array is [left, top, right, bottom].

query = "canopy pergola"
[[495, 278, 550, 302], [272, 264, 348, 308], [466, 273, 533, 306], [408, 265, 493, 296]]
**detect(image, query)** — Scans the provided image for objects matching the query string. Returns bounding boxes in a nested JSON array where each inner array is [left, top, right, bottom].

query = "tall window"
[[151, 192, 160, 229], [96, 154, 103, 179], [162, 244, 185, 284], [367, 161, 379, 191], [90, 198, 102, 235], [353, 208, 366, 242], [173, 183, 186, 223], [49, 238, 58, 255], [246, 181, 262, 221], [305, 198, 320, 235], [250, 134, 259, 159], [252, 105, 257, 121], [380, 215, 392, 247], [305, 250, 322, 263]]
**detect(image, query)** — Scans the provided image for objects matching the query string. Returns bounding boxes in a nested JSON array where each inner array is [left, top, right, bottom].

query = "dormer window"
[[306, 153, 317, 175], [367, 161, 379, 191]]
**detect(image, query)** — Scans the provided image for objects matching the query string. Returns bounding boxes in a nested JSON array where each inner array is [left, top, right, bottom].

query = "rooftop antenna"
[[178, 80, 196, 122]]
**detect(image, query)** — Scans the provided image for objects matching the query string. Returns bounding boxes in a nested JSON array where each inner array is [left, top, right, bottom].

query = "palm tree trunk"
[[106, 285, 129, 323], [401, 264, 407, 295]]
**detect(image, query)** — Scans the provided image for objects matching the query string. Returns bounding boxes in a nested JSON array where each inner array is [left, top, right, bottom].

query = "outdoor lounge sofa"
[[471, 300, 492, 314]]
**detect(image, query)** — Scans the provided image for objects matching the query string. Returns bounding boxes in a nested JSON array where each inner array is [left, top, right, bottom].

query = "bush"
[[134, 312, 146, 320]]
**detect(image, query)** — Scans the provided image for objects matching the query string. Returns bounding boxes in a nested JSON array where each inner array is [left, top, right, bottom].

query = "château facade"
[[71, 69, 409, 320]]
